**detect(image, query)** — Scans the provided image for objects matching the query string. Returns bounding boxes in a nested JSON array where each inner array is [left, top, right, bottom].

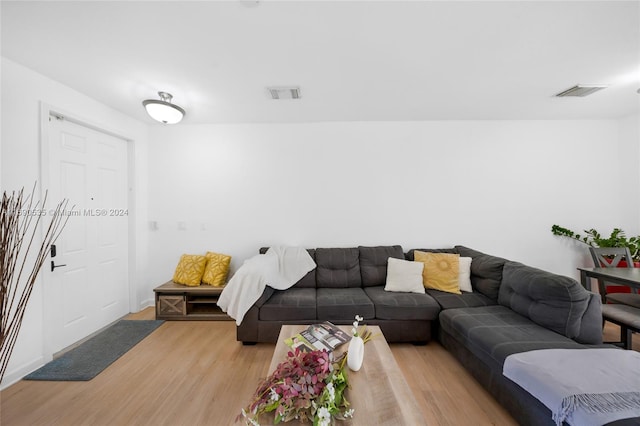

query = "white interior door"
[[45, 113, 130, 353]]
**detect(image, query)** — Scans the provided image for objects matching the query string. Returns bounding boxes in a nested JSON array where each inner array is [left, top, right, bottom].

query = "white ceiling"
[[2, 1, 639, 124]]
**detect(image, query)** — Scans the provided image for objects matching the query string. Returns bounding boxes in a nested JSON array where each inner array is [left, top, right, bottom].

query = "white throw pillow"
[[459, 257, 473, 292], [384, 257, 425, 294]]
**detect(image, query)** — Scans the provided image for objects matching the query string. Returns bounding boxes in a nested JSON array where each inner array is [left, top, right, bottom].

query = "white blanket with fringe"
[[503, 348, 640, 426], [217, 246, 316, 326]]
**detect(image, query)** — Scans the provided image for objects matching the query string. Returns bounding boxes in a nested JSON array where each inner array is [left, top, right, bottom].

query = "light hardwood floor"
[[1, 309, 637, 426]]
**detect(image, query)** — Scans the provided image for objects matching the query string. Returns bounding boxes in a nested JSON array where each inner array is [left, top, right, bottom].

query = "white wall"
[[2, 54, 638, 388], [617, 112, 640, 233], [147, 119, 638, 287], [0, 57, 149, 387]]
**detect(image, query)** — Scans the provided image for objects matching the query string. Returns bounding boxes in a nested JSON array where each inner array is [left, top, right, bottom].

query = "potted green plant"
[[551, 224, 640, 263]]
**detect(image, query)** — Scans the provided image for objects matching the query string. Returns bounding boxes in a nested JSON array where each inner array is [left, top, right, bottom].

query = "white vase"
[[347, 336, 364, 371]]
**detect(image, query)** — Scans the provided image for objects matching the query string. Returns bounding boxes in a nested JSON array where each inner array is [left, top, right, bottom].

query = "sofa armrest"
[[499, 261, 592, 339], [236, 305, 259, 343], [575, 292, 603, 345]]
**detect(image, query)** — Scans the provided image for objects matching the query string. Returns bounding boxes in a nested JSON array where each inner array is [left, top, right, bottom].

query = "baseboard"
[[1, 355, 47, 390], [139, 298, 154, 311]]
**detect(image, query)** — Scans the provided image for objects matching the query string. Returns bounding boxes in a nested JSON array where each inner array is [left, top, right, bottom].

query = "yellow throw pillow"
[[202, 251, 232, 286], [414, 251, 461, 294], [173, 254, 207, 286]]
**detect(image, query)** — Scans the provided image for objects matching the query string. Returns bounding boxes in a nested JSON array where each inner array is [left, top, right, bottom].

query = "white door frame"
[[39, 102, 138, 359]]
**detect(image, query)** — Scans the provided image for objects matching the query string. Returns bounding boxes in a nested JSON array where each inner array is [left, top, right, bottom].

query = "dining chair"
[[589, 246, 634, 269], [590, 247, 640, 349], [589, 247, 640, 306]]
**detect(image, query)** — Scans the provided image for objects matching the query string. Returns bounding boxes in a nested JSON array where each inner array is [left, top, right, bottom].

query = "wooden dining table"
[[578, 267, 640, 301]]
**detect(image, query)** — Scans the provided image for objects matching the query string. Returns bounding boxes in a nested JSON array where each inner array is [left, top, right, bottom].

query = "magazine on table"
[[285, 322, 351, 353]]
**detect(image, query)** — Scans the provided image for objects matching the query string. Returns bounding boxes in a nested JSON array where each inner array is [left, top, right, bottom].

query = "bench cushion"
[[364, 286, 440, 320], [259, 288, 317, 321], [316, 288, 374, 320]]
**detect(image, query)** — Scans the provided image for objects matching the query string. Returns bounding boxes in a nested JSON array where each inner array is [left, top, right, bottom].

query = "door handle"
[[51, 261, 67, 272]]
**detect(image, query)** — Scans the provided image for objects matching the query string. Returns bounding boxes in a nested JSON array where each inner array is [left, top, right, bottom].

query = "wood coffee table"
[[261, 324, 425, 426]]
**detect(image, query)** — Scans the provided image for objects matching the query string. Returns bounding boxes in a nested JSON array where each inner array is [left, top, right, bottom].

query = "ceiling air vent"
[[554, 85, 607, 97], [268, 87, 301, 100]]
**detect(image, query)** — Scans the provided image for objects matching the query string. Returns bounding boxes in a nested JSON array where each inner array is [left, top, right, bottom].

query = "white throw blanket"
[[217, 246, 316, 326], [503, 348, 640, 426]]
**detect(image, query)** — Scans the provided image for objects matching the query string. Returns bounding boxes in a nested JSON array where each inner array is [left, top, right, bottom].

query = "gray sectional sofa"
[[435, 246, 609, 426], [236, 244, 630, 425], [237, 245, 441, 344]]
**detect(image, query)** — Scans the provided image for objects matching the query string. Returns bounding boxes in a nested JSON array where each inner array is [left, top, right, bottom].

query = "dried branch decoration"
[[0, 185, 69, 382]]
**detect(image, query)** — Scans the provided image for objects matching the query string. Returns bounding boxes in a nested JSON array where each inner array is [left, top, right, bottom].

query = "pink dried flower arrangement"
[[240, 348, 353, 425]]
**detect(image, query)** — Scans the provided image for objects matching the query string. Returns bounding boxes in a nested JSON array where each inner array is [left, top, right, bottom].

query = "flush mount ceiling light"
[[142, 91, 185, 124], [267, 86, 301, 100], [554, 85, 608, 97]]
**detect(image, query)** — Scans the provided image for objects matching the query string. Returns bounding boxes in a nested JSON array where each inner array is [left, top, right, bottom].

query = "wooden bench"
[[153, 281, 232, 321]]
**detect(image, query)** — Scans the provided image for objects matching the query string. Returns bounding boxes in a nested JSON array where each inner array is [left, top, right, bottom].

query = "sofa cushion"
[[426, 289, 496, 310], [407, 249, 472, 292], [439, 306, 588, 368], [316, 248, 361, 288], [172, 254, 207, 286], [260, 248, 317, 288], [254, 287, 275, 308], [455, 246, 507, 301], [458, 257, 473, 292], [259, 288, 317, 321], [364, 286, 440, 320], [414, 251, 461, 294], [384, 258, 425, 294], [316, 288, 374, 320], [358, 245, 404, 287], [202, 251, 232, 286], [405, 248, 458, 261], [498, 261, 591, 339]]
